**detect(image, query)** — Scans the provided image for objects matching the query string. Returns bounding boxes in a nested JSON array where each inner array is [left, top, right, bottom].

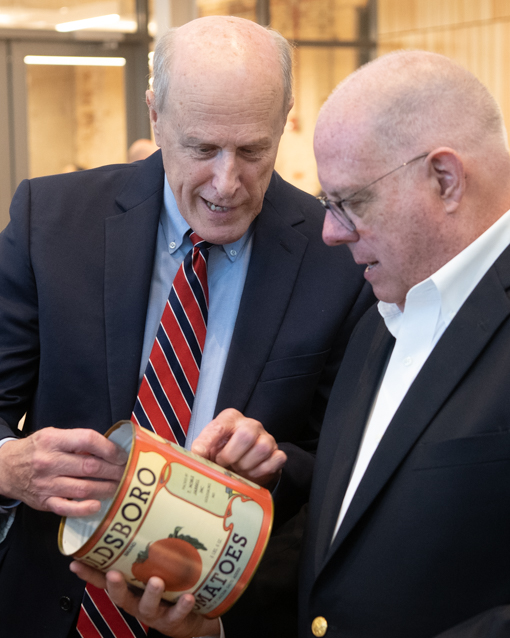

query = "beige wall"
[[26, 64, 76, 177], [27, 64, 127, 178], [275, 46, 359, 196], [197, 0, 256, 21], [276, 0, 510, 194], [74, 66, 127, 171], [378, 0, 510, 145], [272, 0, 368, 195]]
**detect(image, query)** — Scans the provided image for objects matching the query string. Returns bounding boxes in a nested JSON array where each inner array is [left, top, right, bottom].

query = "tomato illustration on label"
[[131, 526, 207, 592]]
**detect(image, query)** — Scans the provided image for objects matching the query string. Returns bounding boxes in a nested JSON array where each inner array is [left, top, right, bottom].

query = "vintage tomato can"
[[58, 420, 274, 617]]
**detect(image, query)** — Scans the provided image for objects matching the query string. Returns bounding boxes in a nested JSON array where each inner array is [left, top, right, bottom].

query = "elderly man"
[[296, 50, 510, 637], [0, 15, 372, 638]]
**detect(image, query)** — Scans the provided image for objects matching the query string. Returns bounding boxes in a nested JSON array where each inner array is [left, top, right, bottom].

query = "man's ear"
[[280, 96, 295, 135], [286, 96, 295, 117], [428, 147, 465, 213], [146, 90, 162, 147]]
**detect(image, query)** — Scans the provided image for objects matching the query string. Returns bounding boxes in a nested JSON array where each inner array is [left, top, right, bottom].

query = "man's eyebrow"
[[327, 188, 354, 200], [181, 135, 274, 148], [329, 184, 374, 200], [182, 136, 214, 145], [240, 137, 274, 147]]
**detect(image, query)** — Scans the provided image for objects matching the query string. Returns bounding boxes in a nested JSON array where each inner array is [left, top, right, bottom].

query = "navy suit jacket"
[[298, 244, 510, 638], [0, 151, 373, 637]]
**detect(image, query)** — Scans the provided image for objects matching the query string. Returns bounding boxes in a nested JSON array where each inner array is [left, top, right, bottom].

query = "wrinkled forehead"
[[314, 112, 387, 194], [163, 64, 285, 136], [167, 46, 284, 114]]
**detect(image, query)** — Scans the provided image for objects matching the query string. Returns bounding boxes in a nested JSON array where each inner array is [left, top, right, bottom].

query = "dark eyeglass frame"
[[318, 152, 430, 232]]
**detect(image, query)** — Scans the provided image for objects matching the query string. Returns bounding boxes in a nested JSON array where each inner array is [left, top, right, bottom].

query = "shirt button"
[[403, 356, 413, 366], [169, 241, 176, 249], [229, 249, 237, 257]]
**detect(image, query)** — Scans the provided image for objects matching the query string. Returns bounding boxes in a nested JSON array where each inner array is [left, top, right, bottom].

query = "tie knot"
[[189, 230, 212, 251]]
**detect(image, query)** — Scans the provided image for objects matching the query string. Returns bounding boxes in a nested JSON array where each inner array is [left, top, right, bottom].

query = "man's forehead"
[[316, 140, 390, 199], [165, 54, 284, 121], [316, 113, 386, 165], [316, 137, 381, 174], [162, 71, 284, 137]]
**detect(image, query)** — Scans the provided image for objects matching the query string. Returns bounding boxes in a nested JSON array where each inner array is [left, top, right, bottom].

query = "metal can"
[[59, 420, 273, 617]]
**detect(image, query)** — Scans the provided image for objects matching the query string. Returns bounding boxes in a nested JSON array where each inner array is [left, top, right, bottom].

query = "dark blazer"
[[0, 151, 373, 638], [298, 243, 510, 638]]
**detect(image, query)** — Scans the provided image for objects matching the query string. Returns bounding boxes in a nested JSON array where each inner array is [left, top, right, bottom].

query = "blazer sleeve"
[[0, 179, 40, 436]]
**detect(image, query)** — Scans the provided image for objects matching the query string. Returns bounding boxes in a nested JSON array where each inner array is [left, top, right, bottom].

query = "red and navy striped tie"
[[131, 232, 212, 443], [76, 231, 211, 637]]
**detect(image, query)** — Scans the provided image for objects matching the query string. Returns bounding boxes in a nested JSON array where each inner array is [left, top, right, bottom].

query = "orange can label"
[[59, 421, 273, 617]]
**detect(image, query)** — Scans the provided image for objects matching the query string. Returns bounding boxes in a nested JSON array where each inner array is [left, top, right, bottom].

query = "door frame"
[[0, 41, 13, 229], [0, 37, 150, 228]]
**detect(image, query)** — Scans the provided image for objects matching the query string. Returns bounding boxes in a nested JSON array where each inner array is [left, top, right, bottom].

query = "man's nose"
[[322, 210, 359, 246], [212, 153, 241, 198]]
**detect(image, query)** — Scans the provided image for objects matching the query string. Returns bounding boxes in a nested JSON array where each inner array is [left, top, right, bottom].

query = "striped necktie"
[[76, 231, 212, 637]]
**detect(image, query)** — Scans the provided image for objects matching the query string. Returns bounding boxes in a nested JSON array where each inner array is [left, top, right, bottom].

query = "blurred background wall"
[[1, 0, 509, 228]]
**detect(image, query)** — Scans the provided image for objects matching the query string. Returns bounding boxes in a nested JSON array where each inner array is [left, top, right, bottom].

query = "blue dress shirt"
[[138, 177, 254, 449]]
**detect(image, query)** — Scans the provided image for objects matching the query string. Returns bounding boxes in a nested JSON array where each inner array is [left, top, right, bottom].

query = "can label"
[[64, 423, 273, 617]]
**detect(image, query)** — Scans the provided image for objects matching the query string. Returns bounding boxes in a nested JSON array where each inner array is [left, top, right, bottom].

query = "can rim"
[[58, 420, 136, 557]]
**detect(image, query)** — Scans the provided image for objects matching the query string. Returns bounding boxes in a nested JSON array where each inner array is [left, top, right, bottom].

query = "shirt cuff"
[[196, 618, 224, 638], [0, 438, 21, 511]]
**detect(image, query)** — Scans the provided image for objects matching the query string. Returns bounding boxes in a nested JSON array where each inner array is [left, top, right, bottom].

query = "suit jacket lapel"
[[313, 318, 394, 572], [215, 183, 309, 414], [104, 151, 164, 424], [323, 262, 510, 566]]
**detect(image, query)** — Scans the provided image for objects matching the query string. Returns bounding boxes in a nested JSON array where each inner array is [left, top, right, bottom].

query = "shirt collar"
[[379, 208, 510, 337], [161, 175, 253, 259]]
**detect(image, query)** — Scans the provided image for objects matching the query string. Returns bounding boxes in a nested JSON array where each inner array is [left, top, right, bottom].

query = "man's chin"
[[193, 219, 255, 246]]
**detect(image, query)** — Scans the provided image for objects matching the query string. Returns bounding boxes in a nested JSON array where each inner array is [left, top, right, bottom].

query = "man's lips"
[[204, 198, 230, 212], [354, 257, 379, 273]]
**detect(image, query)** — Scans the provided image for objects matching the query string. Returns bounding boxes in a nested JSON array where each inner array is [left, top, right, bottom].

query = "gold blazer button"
[[311, 616, 328, 636]]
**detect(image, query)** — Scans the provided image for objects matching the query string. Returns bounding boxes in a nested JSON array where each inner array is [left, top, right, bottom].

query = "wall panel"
[[378, 0, 510, 143]]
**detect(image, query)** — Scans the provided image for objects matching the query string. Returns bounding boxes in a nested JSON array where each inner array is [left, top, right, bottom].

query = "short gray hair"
[[150, 26, 293, 115]]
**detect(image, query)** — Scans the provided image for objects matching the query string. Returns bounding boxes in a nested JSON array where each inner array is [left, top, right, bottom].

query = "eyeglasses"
[[318, 152, 430, 232]]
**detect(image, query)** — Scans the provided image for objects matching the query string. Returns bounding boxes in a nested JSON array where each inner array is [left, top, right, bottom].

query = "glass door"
[[25, 53, 128, 176], [1, 37, 150, 229]]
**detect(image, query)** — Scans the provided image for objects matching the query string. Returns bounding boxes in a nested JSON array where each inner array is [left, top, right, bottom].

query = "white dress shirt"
[[333, 208, 510, 539]]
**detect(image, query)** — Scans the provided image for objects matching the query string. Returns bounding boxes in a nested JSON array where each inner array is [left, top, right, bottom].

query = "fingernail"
[[181, 594, 194, 609], [192, 443, 206, 456]]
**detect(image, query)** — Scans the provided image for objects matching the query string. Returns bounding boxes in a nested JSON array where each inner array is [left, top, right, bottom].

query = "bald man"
[[294, 50, 510, 637], [0, 16, 373, 638], [127, 138, 159, 163]]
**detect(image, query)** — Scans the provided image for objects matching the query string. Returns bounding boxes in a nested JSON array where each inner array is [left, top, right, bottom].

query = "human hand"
[[191, 408, 287, 488], [0, 427, 128, 517], [70, 561, 221, 638]]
